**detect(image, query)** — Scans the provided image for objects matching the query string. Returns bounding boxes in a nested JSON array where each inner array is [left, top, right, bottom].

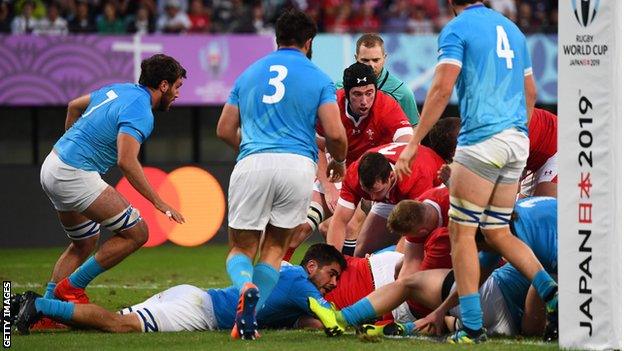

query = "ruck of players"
[[11, 1, 560, 346]]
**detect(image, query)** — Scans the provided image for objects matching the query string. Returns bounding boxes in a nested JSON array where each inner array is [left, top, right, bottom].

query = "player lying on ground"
[[308, 197, 558, 342], [11, 244, 346, 335]]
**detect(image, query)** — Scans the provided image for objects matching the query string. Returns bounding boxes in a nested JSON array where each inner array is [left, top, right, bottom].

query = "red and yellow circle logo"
[[115, 166, 226, 247]]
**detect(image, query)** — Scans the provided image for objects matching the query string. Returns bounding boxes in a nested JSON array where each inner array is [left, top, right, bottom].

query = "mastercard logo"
[[115, 166, 226, 247]]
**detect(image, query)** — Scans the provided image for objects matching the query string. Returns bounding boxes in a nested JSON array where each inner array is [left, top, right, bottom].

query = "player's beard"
[[157, 90, 174, 111]]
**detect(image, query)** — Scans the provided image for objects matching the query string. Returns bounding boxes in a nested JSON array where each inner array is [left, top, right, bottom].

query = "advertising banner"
[[558, 0, 622, 349]]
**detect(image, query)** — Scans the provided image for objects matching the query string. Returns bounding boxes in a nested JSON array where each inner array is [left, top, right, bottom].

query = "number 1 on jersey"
[[263, 65, 288, 104], [496, 25, 515, 69]]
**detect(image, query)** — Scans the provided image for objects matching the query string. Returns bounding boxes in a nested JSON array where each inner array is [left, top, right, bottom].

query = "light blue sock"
[[252, 263, 279, 311], [341, 297, 377, 326], [226, 253, 253, 291], [459, 293, 483, 331], [532, 269, 558, 301], [43, 282, 57, 299], [35, 298, 74, 321], [68, 256, 105, 289]]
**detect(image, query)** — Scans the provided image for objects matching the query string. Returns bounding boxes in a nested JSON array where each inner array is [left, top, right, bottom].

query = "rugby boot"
[[357, 321, 411, 337], [307, 297, 345, 337], [447, 327, 487, 344], [54, 277, 90, 304], [8, 293, 24, 324], [15, 291, 43, 335], [231, 282, 260, 340], [543, 292, 558, 342]]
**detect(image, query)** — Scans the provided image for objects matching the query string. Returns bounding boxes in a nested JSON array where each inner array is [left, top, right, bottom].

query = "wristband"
[[335, 159, 346, 166]]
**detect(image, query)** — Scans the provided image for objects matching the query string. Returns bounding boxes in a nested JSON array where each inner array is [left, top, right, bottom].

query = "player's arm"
[[117, 133, 185, 223], [395, 64, 460, 179], [216, 103, 241, 152], [397, 241, 424, 279], [524, 74, 537, 125], [521, 285, 547, 336], [65, 94, 90, 130], [326, 203, 355, 252], [317, 102, 348, 181]]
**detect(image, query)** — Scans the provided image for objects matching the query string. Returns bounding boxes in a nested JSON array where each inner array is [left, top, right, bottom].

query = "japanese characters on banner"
[[558, 0, 622, 349]]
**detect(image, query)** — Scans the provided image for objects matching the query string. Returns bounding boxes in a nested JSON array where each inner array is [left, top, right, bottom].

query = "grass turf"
[[0, 245, 558, 350]]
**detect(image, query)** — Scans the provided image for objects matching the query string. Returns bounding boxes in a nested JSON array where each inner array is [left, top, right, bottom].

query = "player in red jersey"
[[520, 108, 557, 197], [285, 63, 413, 259], [327, 142, 443, 256], [326, 117, 459, 256]]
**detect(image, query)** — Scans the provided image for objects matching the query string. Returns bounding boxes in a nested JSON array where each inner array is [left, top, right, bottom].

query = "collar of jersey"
[[344, 98, 369, 128], [277, 48, 304, 56], [464, 3, 485, 11], [137, 84, 151, 97]]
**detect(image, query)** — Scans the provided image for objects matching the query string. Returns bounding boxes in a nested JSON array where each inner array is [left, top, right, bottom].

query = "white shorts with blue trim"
[[119, 284, 218, 332], [40, 151, 108, 212]]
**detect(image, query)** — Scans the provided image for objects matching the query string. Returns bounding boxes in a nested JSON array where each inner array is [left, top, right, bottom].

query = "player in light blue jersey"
[[217, 9, 347, 340], [38, 55, 187, 319], [13, 244, 346, 336], [394, 0, 557, 343]]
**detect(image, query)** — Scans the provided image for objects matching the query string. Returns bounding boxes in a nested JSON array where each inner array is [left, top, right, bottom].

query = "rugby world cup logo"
[[199, 40, 230, 78], [572, 0, 600, 27]]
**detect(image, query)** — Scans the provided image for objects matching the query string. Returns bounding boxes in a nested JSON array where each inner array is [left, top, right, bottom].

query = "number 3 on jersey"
[[262, 65, 288, 104], [496, 26, 515, 69]]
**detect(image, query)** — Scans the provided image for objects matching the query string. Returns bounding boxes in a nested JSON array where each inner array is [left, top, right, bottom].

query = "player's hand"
[[326, 159, 346, 183], [415, 308, 446, 336], [155, 201, 185, 224], [324, 183, 339, 213], [395, 143, 418, 181], [437, 164, 452, 186]]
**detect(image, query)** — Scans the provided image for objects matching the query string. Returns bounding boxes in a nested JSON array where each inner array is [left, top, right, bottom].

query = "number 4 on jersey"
[[496, 25, 515, 69]]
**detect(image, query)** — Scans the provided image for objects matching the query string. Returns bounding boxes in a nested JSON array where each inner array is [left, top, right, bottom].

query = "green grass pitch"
[[1, 245, 558, 350]]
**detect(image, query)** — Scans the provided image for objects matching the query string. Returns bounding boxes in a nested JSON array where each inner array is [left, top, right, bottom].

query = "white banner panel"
[[558, 0, 622, 349]]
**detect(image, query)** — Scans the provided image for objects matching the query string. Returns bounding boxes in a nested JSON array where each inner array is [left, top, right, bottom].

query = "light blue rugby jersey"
[[437, 4, 531, 146], [54, 83, 154, 173], [227, 48, 337, 163], [207, 265, 331, 329], [480, 197, 557, 330]]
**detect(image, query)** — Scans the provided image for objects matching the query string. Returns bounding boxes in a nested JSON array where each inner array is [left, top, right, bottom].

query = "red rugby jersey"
[[526, 108, 557, 172], [324, 256, 374, 309]]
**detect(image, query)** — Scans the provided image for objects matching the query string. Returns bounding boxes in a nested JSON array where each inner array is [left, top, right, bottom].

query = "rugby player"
[[394, 0, 558, 343], [520, 108, 557, 198], [39, 54, 186, 312], [216, 9, 347, 339]]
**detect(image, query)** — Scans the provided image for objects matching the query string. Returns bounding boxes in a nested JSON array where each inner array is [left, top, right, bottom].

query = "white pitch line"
[[11, 282, 223, 290]]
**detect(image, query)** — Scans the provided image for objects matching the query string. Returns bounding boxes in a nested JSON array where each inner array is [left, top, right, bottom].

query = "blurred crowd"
[[0, 0, 557, 35]]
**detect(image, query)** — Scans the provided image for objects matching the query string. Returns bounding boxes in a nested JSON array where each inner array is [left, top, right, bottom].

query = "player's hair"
[[358, 152, 392, 190], [275, 9, 317, 48], [387, 200, 428, 235], [450, 0, 480, 6], [300, 243, 347, 271], [355, 33, 385, 55], [139, 54, 187, 89], [424, 117, 461, 163]]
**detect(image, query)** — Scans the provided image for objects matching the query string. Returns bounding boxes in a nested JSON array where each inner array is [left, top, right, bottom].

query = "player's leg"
[[354, 206, 399, 257], [401, 268, 452, 310], [342, 201, 368, 256], [447, 162, 495, 340], [14, 290, 141, 334], [54, 186, 147, 303], [227, 229, 261, 290], [284, 189, 329, 261]]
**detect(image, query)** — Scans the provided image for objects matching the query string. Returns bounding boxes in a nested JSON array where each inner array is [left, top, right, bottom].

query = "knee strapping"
[[305, 202, 324, 232], [102, 206, 142, 233], [64, 220, 100, 240], [448, 196, 484, 227], [479, 205, 513, 229]]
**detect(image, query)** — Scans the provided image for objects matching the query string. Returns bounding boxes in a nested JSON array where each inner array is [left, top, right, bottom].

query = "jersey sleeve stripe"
[[436, 59, 463, 68], [393, 127, 414, 141], [337, 198, 356, 210]]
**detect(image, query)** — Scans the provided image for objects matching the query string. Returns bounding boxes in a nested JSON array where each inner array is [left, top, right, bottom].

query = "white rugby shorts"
[[119, 284, 218, 332], [228, 153, 317, 230], [453, 128, 529, 184], [448, 276, 518, 336], [40, 151, 108, 212], [368, 251, 416, 323]]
